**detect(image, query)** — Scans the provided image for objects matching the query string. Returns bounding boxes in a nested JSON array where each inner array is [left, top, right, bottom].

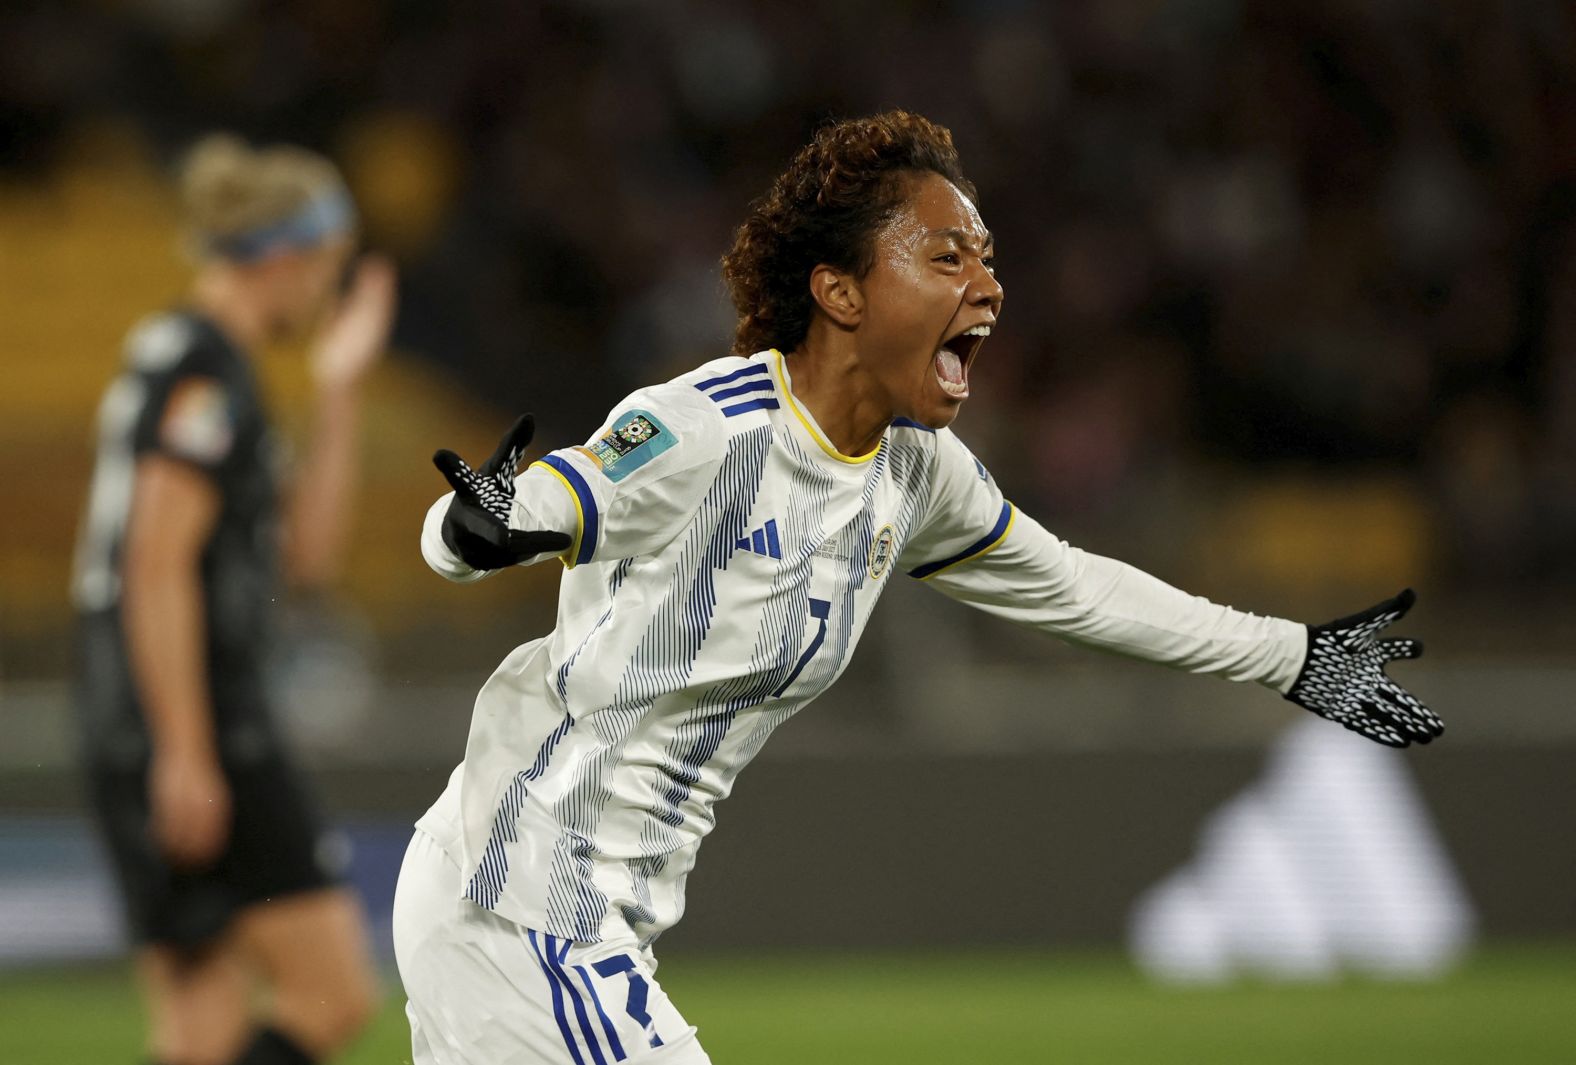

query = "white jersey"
[[417, 348, 1307, 947]]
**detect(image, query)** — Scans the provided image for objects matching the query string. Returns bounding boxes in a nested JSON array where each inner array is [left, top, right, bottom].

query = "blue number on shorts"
[[772, 597, 832, 696], [591, 955, 664, 1049]]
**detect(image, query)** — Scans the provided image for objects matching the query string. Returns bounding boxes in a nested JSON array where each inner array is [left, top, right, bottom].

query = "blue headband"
[[205, 188, 356, 262]]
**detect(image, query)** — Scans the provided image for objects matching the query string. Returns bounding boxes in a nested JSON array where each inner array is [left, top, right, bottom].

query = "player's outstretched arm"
[[897, 431, 1443, 747], [1285, 589, 1442, 748], [428, 414, 572, 573]]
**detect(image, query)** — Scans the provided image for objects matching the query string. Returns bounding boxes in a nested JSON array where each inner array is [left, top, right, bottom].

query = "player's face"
[[262, 234, 355, 339], [856, 172, 1002, 429]]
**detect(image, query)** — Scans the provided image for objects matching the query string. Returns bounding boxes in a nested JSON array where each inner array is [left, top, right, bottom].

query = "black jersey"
[[73, 310, 281, 767]]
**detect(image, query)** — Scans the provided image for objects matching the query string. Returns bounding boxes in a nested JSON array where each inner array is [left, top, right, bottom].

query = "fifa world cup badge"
[[582, 409, 676, 482], [618, 417, 654, 443]]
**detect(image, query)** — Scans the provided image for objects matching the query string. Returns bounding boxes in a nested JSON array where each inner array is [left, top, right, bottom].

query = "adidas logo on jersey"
[[735, 519, 782, 559]]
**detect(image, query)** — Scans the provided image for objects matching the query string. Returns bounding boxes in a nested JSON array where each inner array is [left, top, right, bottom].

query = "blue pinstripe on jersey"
[[643, 422, 782, 832], [725, 432, 932, 774], [620, 857, 662, 934], [771, 597, 830, 696], [544, 830, 607, 942], [823, 440, 896, 691], [557, 558, 635, 702], [466, 363, 958, 948], [647, 427, 848, 853], [712, 435, 839, 773], [465, 712, 574, 909], [625, 421, 791, 922], [542, 422, 774, 941]]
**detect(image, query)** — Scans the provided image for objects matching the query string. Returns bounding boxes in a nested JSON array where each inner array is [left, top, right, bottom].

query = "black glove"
[[433, 414, 572, 570], [1286, 588, 1443, 748]]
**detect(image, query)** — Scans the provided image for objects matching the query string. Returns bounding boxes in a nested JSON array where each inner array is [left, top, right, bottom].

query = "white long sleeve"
[[919, 507, 1308, 691], [897, 429, 1307, 692], [420, 492, 488, 582]]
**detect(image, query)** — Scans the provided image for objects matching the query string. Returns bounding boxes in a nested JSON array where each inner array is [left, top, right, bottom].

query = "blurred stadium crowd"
[[4, 0, 1575, 686]]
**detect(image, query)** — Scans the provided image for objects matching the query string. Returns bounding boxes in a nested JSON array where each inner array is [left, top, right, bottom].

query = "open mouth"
[[934, 323, 991, 399]]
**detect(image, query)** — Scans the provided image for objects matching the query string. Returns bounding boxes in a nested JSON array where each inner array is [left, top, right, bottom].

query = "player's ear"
[[808, 264, 863, 329]]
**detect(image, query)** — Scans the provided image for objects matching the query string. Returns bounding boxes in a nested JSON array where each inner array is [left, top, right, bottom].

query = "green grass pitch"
[[3, 946, 1574, 1064]]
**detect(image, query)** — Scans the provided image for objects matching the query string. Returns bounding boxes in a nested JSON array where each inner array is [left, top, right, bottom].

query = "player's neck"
[[784, 331, 893, 457], [191, 268, 270, 354]]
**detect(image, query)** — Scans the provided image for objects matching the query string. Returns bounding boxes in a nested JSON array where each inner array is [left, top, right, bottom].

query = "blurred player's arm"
[[281, 256, 396, 591], [122, 456, 231, 867]]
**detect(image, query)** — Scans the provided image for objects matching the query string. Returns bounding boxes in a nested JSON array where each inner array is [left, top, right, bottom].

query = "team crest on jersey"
[[868, 524, 897, 579], [582, 409, 675, 483]]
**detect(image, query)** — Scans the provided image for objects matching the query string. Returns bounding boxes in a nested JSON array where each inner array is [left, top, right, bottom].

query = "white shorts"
[[393, 828, 711, 1065]]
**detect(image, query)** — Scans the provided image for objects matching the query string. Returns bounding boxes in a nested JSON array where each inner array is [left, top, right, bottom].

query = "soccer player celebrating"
[[395, 111, 1441, 1064], [73, 136, 387, 1065]]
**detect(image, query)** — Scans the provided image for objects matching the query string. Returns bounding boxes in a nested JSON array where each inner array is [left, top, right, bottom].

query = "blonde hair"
[[178, 134, 350, 258]]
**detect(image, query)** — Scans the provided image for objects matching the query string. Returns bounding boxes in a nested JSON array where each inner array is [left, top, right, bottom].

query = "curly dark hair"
[[721, 111, 978, 356]]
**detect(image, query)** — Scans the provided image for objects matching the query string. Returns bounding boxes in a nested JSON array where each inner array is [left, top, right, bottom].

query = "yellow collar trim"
[[770, 349, 881, 465]]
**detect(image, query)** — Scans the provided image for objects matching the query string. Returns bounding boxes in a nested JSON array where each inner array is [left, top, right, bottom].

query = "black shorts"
[[86, 751, 343, 950]]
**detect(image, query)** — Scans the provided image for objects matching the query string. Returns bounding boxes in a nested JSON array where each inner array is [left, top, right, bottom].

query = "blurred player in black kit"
[[72, 135, 391, 1065]]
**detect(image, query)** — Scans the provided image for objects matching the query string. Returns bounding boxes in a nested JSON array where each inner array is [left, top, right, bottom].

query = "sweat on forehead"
[[878, 174, 990, 250], [928, 227, 994, 249]]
